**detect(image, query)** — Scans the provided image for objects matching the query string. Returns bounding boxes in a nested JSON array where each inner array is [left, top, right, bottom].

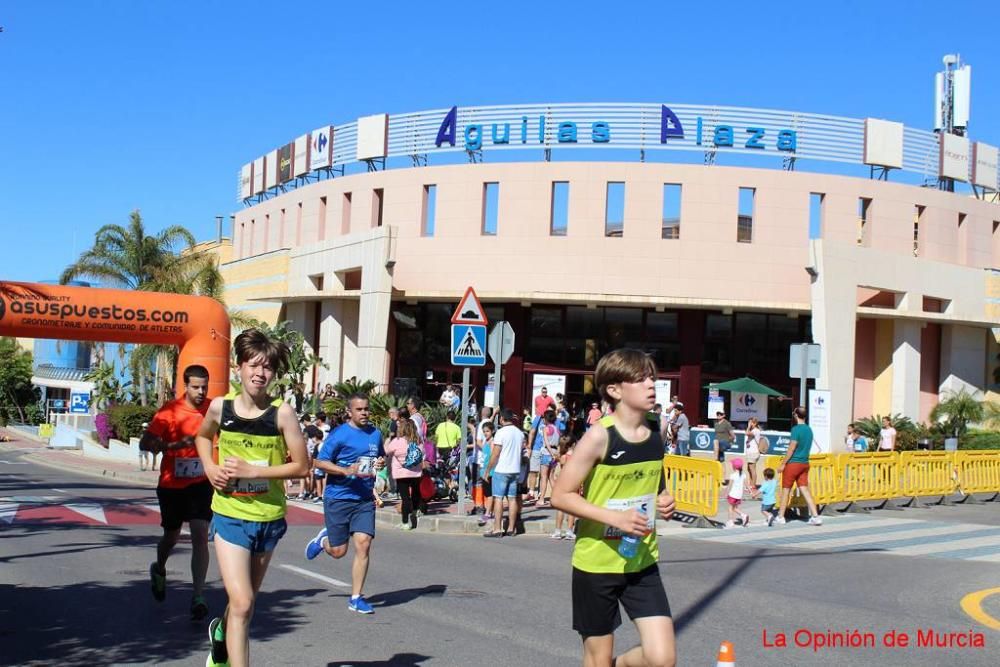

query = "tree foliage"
[[929, 388, 985, 439], [84, 361, 130, 411], [0, 338, 40, 425], [249, 321, 326, 394]]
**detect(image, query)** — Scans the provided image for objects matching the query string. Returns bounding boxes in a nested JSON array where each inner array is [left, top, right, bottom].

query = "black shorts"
[[156, 481, 214, 531], [572, 564, 671, 637]]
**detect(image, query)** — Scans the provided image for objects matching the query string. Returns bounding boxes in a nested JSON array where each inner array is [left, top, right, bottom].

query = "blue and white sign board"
[[451, 324, 487, 366], [731, 392, 767, 422], [70, 392, 91, 414]]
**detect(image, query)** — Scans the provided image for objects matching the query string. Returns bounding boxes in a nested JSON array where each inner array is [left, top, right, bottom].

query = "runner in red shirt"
[[139, 364, 212, 620]]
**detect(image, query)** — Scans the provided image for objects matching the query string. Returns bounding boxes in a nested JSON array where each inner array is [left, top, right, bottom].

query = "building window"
[[858, 197, 872, 245], [914, 205, 925, 256], [318, 197, 327, 242], [605, 182, 625, 237], [737, 187, 755, 243], [958, 212, 966, 228], [662, 184, 681, 239], [279, 209, 286, 247], [263, 214, 270, 252], [809, 193, 824, 240], [482, 182, 499, 236], [372, 188, 384, 228], [296, 202, 302, 245], [422, 185, 436, 236], [550, 182, 569, 236], [341, 192, 352, 235]]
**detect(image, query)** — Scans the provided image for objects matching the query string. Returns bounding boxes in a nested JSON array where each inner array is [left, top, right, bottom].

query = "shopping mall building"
[[218, 102, 1000, 435]]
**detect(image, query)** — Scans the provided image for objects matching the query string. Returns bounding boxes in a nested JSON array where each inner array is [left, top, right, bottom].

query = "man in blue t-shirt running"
[[304, 393, 385, 614]]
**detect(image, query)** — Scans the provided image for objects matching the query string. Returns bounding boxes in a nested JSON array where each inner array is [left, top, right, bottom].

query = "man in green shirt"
[[435, 410, 463, 458], [776, 406, 822, 526]]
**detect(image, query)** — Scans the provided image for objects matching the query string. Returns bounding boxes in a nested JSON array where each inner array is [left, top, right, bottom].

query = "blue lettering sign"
[[558, 122, 578, 143], [592, 121, 610, 143], [713, 125, 734, 147], [660, 105, 684, 143], [777, 129, 797, 152], [745, 127, 765, 149], [465, 124, 483, 151], [492, 123, 510, 144], [435, 105, 458, 147]]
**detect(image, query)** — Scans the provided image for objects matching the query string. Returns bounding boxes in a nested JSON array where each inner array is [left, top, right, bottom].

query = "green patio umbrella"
[[704, 376, 786, 398]]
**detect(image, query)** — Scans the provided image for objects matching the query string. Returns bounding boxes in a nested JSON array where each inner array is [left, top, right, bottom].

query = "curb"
[[287, 498, 559, 535]]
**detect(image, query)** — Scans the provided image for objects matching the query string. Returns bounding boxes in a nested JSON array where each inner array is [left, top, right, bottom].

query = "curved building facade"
[[221, 103, 1000, 437]]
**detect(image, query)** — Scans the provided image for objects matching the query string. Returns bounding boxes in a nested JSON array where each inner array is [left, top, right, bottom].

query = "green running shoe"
[[149, 562, 166, 602], [190, 595, 209, 621], [207, 616, 228, 665]]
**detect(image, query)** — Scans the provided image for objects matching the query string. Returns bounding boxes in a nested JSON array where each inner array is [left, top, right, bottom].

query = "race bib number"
[[174, 457, 204, 479], [233, 460, 270, 495], [355, 456, 376, 477], [603, 494, 655, 538]]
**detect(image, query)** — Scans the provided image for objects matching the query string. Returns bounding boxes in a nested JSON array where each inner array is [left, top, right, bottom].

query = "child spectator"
[[725, 457, 751, 528], [551, 436, 577, 540], [759, 467, 779, 526]]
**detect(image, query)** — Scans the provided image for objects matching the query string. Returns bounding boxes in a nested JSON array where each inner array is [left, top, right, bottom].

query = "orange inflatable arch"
[[0, 281, 231, 400]]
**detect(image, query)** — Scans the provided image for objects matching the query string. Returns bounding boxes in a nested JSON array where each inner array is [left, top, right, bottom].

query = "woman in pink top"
[[384, 417, 424, 530]]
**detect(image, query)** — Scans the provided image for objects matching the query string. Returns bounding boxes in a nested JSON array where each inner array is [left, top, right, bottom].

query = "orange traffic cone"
[[716, 640, 735, 667]]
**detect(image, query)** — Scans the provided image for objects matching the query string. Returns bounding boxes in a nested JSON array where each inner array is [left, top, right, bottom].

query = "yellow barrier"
[[663, 455, 721, 521], [954, 451, 1000, 496], [840, 452, 899, 503], [38, 423, 54, 439], [897, 451, 957, 499]]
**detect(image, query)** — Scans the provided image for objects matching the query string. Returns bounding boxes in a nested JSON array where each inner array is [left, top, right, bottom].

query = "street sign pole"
[[799, 343, 808, 408], [457, 367, 470, 516]]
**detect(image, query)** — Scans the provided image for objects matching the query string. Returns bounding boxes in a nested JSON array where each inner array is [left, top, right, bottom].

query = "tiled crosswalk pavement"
[[660, 513, 1000, 563]]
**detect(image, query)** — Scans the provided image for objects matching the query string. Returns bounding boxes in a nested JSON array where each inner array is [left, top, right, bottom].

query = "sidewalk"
[[0, 426, 159, 487]]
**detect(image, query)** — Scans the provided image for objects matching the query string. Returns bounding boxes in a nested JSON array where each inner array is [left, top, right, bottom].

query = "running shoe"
[[741, 513, 750, 527], [766, 514, 775, 527], [399, 524, 413, 531], [774, 516, 787, 525], [564, 531, 575, 541], [149, 562, 166, 602], [207, 616, 228, 666], [808, 516, 823, 526], [550, 530, 562, 539], [190, 595, 209, 621], [348, 595, 374, 614], [305, 527, 328, 560], [723, 520, 736, 529]]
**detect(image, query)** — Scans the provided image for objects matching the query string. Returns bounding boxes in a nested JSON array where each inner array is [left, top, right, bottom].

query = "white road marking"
[[63, 503, 108, 524], [0, 502, 18, 524], [279, 564, 349, 588], [52, 489, 67, 493]]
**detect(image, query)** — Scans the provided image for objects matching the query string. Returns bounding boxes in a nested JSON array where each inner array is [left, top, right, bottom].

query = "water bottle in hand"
[[617, 510, 647, 559]]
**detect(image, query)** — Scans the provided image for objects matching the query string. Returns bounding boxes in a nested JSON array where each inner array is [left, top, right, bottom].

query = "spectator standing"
[[724, 458, 751, 528], [434, 410, 463, 461], [384, 417, 423, 530], [744, 417, 762, 487], [878, 417, 897, 452], [534, 386, 556, 416], [477, 421, 497, 526], [673, 403, 690, 456], [482, 408, 525, 538], [776, 406, 823, 526], [844, 424, 857, 453], [537, 410, 561, 505], [586, 402, 602, 429], [759, 468, 779, 526], [713, 410, 735, 464], [852, 424, 869, 452], [551, 436, 577, 540]]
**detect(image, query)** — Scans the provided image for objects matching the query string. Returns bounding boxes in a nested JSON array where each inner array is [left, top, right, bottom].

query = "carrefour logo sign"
[[435, 105, 798, 153], [737, 393, 756, 408]]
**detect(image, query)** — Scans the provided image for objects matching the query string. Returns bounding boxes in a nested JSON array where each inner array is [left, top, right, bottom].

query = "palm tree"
[[930, 388, 984, 440], [60, 210, 196, 288]]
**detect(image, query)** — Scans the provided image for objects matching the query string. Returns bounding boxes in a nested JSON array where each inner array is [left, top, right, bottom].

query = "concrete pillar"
[[356, 229, 394, 386], [809, 240, 856, 435], [940, 325, 987, 398], [318, 300, 345, 387], [890, 320, 921, 420]]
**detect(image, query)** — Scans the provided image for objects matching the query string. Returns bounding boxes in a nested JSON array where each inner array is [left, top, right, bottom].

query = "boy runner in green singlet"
[[195, 329, 310, 667], [551, 348, 677, 667]]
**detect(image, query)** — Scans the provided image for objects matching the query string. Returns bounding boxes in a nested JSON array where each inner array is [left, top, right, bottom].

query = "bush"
[[106, 404, 158, 441], [94, 412, 114, 445], [957, 430, 1000, 450]]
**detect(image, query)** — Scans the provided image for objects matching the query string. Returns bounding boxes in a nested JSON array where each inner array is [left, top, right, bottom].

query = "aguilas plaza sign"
[[434, 105, 798, 153]]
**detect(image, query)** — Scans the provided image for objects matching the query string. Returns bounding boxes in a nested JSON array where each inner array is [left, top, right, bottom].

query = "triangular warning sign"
[[451, 286, 488, 325]]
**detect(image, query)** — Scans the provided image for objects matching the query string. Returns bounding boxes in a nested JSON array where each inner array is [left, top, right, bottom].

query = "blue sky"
[[1, 1, 998, 283]]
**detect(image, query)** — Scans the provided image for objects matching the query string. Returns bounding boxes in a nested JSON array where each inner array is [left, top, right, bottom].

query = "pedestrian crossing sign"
[[451, 324, 487, 366]]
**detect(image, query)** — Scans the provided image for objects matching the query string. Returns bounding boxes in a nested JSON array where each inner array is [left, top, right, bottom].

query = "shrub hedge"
[[106, 404, 158, 441]]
